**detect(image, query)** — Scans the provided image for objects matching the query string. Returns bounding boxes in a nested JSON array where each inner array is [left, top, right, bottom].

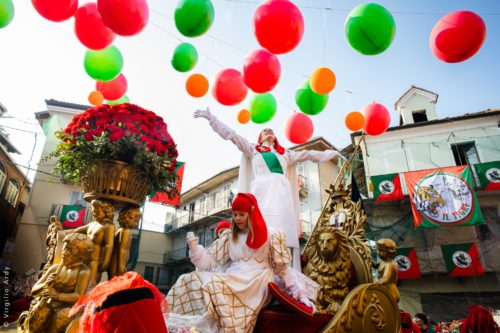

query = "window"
[[451, 142, 480, 166], [5, 178, 20, 207], [144, 266, 154, 282], [412, 110, 428, 123], [0, 162, 6, 194]]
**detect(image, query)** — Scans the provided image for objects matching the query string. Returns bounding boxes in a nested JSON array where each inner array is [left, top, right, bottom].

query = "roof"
[[394, 85, 438, 110], [0, 128, 21, 154], [45, 99, 90, 111], [351, 108, 500, 141]]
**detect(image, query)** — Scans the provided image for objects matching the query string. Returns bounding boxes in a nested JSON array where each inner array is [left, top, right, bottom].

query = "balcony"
[[164, 247, 188, 263], [167, 206, 232, 233]]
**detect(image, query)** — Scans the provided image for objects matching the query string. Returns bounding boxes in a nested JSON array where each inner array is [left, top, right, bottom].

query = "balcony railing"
[[168, 205, 231, 232], [164, 248, 188, 263]]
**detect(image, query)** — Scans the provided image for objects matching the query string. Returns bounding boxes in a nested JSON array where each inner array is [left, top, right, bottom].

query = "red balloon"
[[32, 0, 78, 22], [97, 0, 149, 36], [284, 112, 314, 144], [362, 102, 390, 136], [254, 0, 304, 54], [243, 49, 281, 93], [75, 3, 115, 50], [430, 11, 486, 63], [212, 69, 248, 106], [96, 73, 128, 101]]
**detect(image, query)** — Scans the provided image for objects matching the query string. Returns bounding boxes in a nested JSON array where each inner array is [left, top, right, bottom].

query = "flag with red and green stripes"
[[404, 166, 485, 229], [371, 173, 403, 202], [474, 161, 500, 191], [441, 243, 484, 277], [60, 205, 86, 229], [393, 247, 421, 279]]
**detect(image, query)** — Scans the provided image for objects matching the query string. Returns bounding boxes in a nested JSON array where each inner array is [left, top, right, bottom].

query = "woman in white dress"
[[194, 109, 344, 269], [166, 193, 318, 333]]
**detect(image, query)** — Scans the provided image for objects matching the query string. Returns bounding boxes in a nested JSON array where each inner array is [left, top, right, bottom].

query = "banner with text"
[[404, 166, 485, 229]]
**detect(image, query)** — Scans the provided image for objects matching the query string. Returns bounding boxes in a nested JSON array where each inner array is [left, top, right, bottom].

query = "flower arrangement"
[[49, 103, 179, 195]]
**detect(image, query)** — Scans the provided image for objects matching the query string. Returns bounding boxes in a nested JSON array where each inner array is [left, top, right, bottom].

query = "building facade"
[[163, 137, 342, 290], [0, 107, 29, 264], [351, 86, 500, 320]]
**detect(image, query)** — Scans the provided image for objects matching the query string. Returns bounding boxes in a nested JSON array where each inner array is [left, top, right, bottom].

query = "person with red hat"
[[167, 193, 318, 333], [194, 108, 344, 270], [215, 220, 231, 239]]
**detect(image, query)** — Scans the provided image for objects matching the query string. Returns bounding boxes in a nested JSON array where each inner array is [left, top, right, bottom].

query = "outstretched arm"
[[194, 108, 254, 158], [287, 149, 345, 165]]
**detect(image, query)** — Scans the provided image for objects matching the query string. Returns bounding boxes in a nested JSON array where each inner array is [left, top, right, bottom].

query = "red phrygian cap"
[[231, 193, 268, 249], [257, 130, 285, 154]]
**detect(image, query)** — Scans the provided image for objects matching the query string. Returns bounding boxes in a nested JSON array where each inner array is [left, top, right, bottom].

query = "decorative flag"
[[404, 166, 485, 229], [150, 162, 185, 206], [474, 161, 500, 191], [393, 247, 421, 279], [441, 243, 484, 277], [60, 205, 86, 229], [371, 173, 403, 202]]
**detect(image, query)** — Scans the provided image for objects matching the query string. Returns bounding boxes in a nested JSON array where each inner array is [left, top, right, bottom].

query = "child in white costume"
[[166, 193, 318, 333], [194, 109, 344, 270]]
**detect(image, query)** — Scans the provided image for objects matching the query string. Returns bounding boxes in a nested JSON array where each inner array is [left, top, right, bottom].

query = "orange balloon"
[[237, 109, 251, 124], [309, 67, 336, 94], [186, 73, 209, 98], [88, 90, 104, 106], [345, 111, 365, 131]]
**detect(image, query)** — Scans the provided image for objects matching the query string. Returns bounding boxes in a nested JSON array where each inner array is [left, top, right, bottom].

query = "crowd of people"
[[401, 307, 500, 333]]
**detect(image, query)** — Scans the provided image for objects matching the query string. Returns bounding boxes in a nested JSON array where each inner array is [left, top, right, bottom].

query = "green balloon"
[[175, 0, 214, 37], [171, 43, 198, 72], [345, 3, 396, 55], [0, 0, 14, 29], [84, 45, 124, 82], [106, 95, 130, 105], [295, 80, 328, 115], [250, 93, 277, 124]]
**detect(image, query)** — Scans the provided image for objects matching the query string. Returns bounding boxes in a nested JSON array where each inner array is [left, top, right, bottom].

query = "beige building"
[[163, 137, 342, 290], [351, 86, 500, 321]]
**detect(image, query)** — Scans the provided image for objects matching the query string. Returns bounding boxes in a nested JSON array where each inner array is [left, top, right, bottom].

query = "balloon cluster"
[[173, 0, 215, 98], [30, 0, 151, 106]]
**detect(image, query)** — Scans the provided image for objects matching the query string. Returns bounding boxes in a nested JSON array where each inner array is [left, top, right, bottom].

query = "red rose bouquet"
[[49, 103, 179, 194]]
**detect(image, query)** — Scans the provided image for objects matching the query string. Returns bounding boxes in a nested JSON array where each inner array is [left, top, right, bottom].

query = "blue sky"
[[1, 0, 500, 193]]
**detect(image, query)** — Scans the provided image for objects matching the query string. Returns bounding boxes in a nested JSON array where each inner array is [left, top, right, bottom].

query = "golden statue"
[[303, 227, 351, 314], [42, 216, 63, 275], [373, 238, 400, 303], [108, 206, 141, 279], [71, 199, 115, 286], [17, 233, 93, 333]]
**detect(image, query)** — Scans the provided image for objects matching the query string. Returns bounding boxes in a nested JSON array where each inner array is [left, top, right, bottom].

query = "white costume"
[[203, 113, 342, 269], [166, 228, 318, 333]]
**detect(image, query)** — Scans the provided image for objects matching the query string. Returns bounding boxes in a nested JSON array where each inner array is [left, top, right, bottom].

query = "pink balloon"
[[362, 102, 390, 136], [212, 69, 248, 106], [430, 11, 486, 63], [75, 3, 115, 50], [32, 0, 78, 22], [97, 0, 149, 36], [284, 112, 314, 144], [253, 0, 304, 54], [96, 73, 128, 101], [243, 49, 281, 93]]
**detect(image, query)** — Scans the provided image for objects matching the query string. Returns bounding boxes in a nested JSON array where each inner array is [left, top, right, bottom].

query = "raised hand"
[[194, 107, 212, 120], [186, 232, 199, 252]]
